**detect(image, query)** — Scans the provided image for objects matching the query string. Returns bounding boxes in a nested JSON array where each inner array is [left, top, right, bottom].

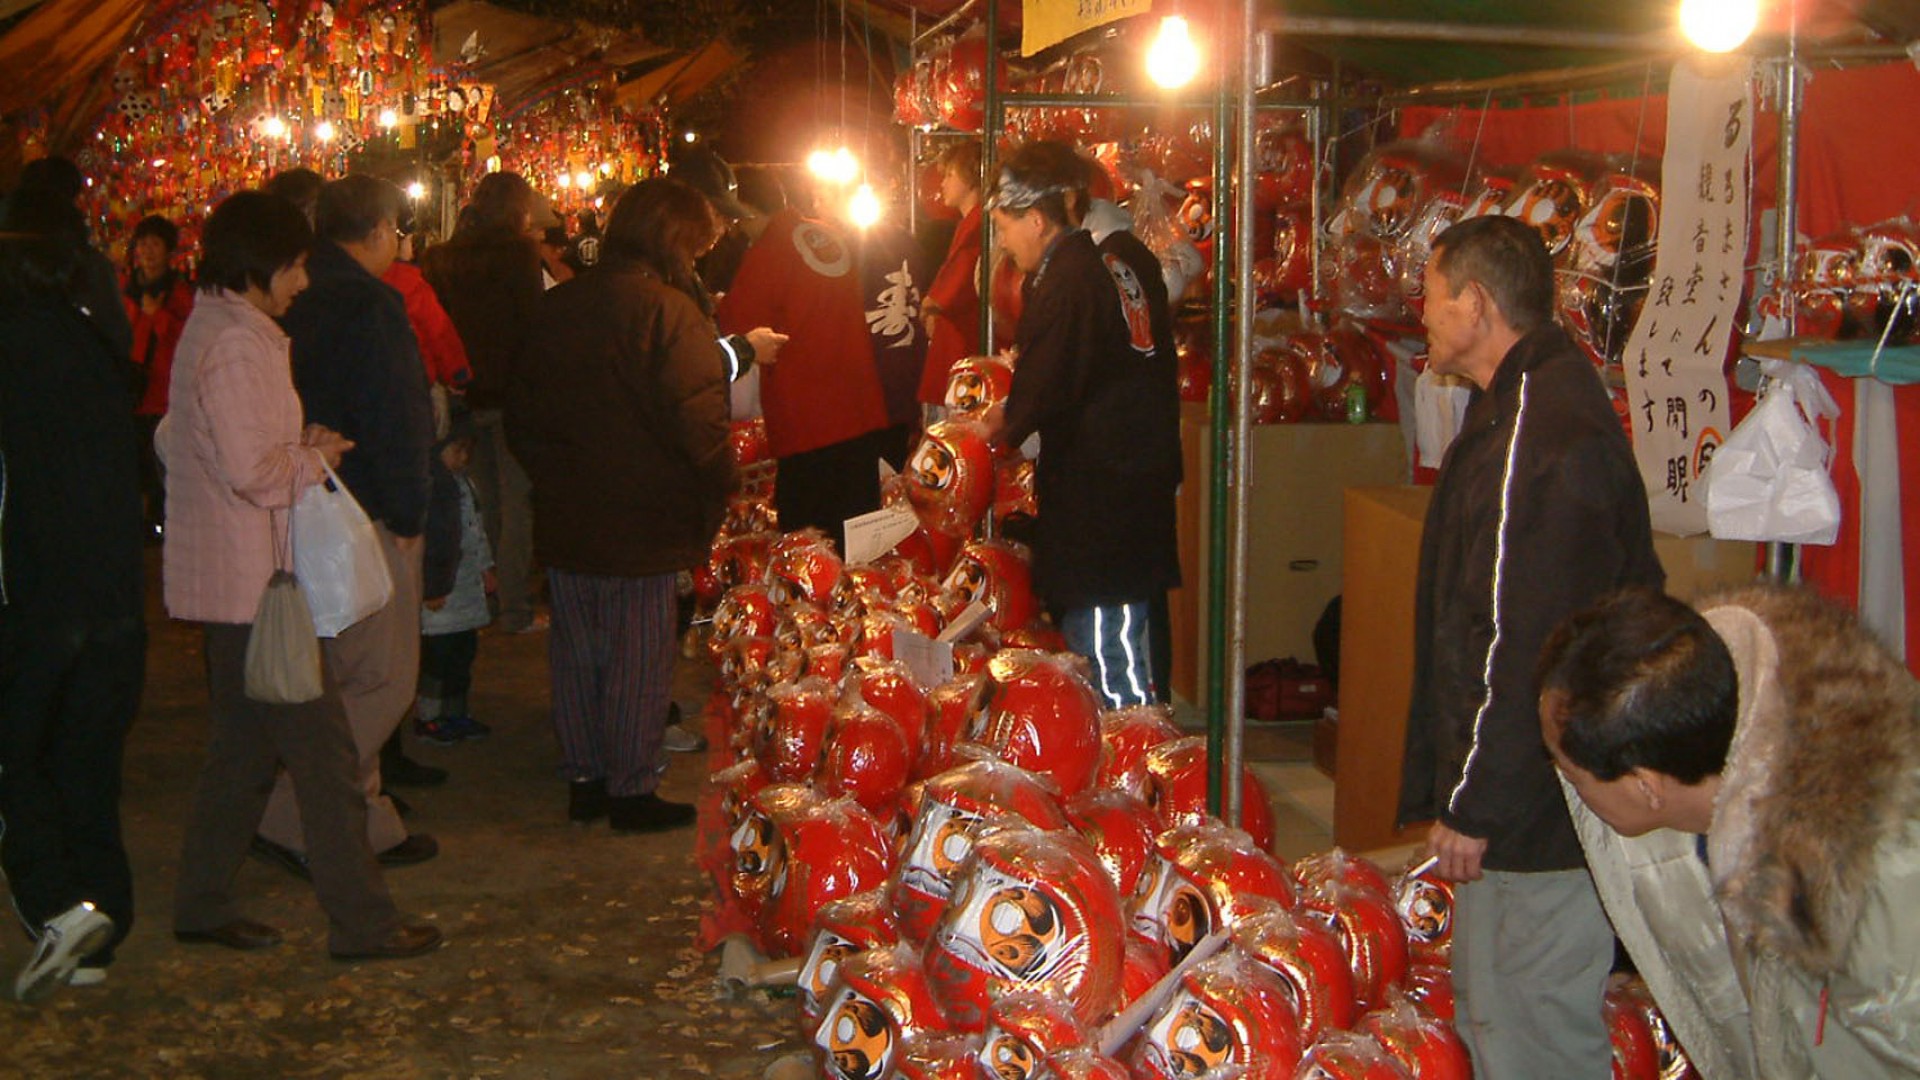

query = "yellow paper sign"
[[1022, 0, 1152, 57]]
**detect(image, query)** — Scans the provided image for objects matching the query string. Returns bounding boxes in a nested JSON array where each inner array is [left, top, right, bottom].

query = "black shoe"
[[249, 835, 312, 881], [607, 793, 696, 834], [376, 834, 439, 867], [384, 754, 449, 788], [174, 919, 283, 951], [329, 923, 443, 962], [568, 779, 609, 825]]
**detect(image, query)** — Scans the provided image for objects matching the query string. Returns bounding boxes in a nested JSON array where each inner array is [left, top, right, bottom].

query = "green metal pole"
[[1204, 14, 1235, 818]]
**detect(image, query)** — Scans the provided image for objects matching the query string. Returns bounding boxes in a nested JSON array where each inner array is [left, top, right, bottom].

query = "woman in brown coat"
[[506, 178, 733, 832]]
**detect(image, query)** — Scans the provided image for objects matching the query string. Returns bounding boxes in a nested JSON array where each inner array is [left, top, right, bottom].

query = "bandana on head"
[[986, 170, 1073, 213]]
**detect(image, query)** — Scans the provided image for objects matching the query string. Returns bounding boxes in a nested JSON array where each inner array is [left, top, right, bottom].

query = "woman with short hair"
[[160, 190, 440, 963]]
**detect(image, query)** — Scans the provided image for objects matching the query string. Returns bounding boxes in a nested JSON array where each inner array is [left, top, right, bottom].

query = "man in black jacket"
[[983, 143, 1180, 707], [255, 176, 439, 875], [1395, 214, 1663, 1078]]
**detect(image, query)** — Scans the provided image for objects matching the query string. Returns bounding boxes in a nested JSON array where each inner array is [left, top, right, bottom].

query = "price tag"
[[843, 504, 920, 565], [893, 628, 955, 688]]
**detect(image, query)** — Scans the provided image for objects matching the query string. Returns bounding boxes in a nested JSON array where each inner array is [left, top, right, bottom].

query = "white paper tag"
[[893, 627, 955, 687], [935, 600, 991, 643], [843, 504, 920, 565]]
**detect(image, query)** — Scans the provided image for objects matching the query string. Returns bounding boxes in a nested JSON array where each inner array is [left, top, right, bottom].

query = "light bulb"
[[379, 107, 399, 129], [573, 170, 594, 190], [556, 173, 572, 190], [848, 183, 882, 229], [807, 148, 835, 179], [1147, 15, 1202, 90], [406, 181, 427, 200], [314, 119, 337, 142], [261, 115, 288, 140], [683, 130, 698, 143], [1679, 0, 1761, 53], [485, 155, 502, 174], [831, 147, 859, 184]]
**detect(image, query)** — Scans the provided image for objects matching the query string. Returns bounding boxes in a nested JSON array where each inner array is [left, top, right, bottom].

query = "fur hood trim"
[[1702, 585, 1920, 977]]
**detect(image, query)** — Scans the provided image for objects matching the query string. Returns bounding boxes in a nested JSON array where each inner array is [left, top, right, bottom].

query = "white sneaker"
[[67, 966, 107, 988], [661, 722, 707, 753], [14, 903, 113, 1004]]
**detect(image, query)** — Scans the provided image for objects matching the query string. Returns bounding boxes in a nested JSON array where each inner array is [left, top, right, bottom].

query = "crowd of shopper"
[[5, 139, 1917, 1080]]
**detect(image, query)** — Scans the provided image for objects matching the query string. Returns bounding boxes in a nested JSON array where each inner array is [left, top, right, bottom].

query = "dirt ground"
[[1, 563, 811, 1079]]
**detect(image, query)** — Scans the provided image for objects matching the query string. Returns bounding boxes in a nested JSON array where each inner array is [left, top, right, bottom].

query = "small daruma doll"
[[905, 419, 994, 538]]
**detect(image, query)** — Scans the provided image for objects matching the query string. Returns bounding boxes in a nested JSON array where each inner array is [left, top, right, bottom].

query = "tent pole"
[[1768, 15, 1803, 583], [1222, 0, 1262, 827]]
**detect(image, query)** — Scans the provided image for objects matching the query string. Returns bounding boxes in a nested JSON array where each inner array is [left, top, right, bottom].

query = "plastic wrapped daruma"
[[815, 943, 952, 1080], [1130, 821, 1296, 965], [926, 824, 1126, 1032], [1142, 735, 1278, 851], [1131, 951, 1304, 1080], [941, 538, 1038, 634], [1390, 859, 1454, 964], [1041, 1047, 1132, 1080], [1292, 848, 1394, 899], [895, 1033, 986, 1080], [976, 991, 1088, 1080], [1095, 704, 1182, 792], [892, 758, 1070, 942], [758, 677, 839, 783], [1295, 875, 1410, 1014], [1402, 962, 1454, 1022], [848, 657, 929, 759], [1615, 977, 1699, 1080], [1232, 899, 1358, 1044], [917, 673, 989, 781], [728, 785, 893, 957], [709, 582, 779, 662], [944, 353, 1016, 419], [906, 419, 995, 539], [798, 889, 901, 1034], [971, 650, 1104, 797], [1605, 979, 1663, 1080], [820, 703, 914, 819], [768, 527, 845, 607], [1360, 996, 1472, 1080], [1064, 788, 1159, 898], [1292, 1030, 1412, 1079]]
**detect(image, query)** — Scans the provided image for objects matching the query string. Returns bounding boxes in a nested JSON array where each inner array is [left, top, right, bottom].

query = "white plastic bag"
[[293, 463, 394, 636], [1704, 358, 1842, 545]]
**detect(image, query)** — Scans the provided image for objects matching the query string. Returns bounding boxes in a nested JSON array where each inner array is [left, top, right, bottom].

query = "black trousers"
[[773, 428, 889, 556], [418, 630, 479, 719], [0, 610, 144, 964]]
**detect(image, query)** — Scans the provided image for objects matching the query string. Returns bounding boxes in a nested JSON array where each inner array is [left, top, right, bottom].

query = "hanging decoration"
[[484, 79, 667, 222], [74, 0, 449, 254]]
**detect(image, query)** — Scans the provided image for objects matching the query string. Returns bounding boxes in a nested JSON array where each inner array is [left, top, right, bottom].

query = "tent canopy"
[[863, 0, 1920, 83]]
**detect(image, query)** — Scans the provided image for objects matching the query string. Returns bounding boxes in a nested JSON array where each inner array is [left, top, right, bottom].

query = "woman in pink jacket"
[[158, 191, 439, 963]]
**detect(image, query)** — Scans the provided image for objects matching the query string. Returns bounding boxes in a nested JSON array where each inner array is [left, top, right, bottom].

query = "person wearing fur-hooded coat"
[[1539, 584, 1920, 1079]]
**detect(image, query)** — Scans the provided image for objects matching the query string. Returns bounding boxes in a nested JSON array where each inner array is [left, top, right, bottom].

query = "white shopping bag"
[[1704, 358, 1842, 545], [293, 463, 395, 636]]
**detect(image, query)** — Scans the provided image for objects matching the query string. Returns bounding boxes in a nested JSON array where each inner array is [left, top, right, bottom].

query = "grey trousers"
[[173, 624, 401, 953], [469, 408, 537, 630], [1452, 868, 1615, 1080], [258, 524, 421, 855]]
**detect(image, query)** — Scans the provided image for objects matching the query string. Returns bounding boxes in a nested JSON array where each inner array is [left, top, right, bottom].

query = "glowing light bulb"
[[1679, 0, 1761, 52], [150, 158, 167, 168], [807, 148, 834, 179], [832, 148, 859, 184], [314, 119, 337, 142], [1147, 15, 1202, 90], [848, 183, 882, 230], [485, 155, 502, 174], [261, 115, 288, 140], [683, 130, 698, 143], [406, 181, 427, 200], [573, 170, 593, 190], [379, 107, 399, 129], [557, 173, 573, 190]]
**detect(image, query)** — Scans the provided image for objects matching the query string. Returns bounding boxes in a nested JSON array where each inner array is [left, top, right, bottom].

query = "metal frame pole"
[[1768, 17, 1802, 583], [1221, 0, 1261, 826], [1203, 2, 1236, 817], [979, 0, 1000, 367]]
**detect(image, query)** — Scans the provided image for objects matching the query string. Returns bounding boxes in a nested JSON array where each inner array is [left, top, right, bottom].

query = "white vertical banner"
[[1621, 58, 1752, 535]]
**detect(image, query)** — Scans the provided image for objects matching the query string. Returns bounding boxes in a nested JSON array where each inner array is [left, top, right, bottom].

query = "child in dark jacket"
[[416, 419, 494, 744]]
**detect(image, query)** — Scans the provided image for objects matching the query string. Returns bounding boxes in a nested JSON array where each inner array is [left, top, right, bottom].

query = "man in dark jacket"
[[420, 172, 547, 634], [0, 188, 145, 1001], [255, 176, 439, 875], [983, 142, 1180, 707], [1394, 214, 1663, 1078]]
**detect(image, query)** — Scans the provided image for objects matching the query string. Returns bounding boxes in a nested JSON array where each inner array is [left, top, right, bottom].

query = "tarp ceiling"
[[863, 0, 1920, 84]]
